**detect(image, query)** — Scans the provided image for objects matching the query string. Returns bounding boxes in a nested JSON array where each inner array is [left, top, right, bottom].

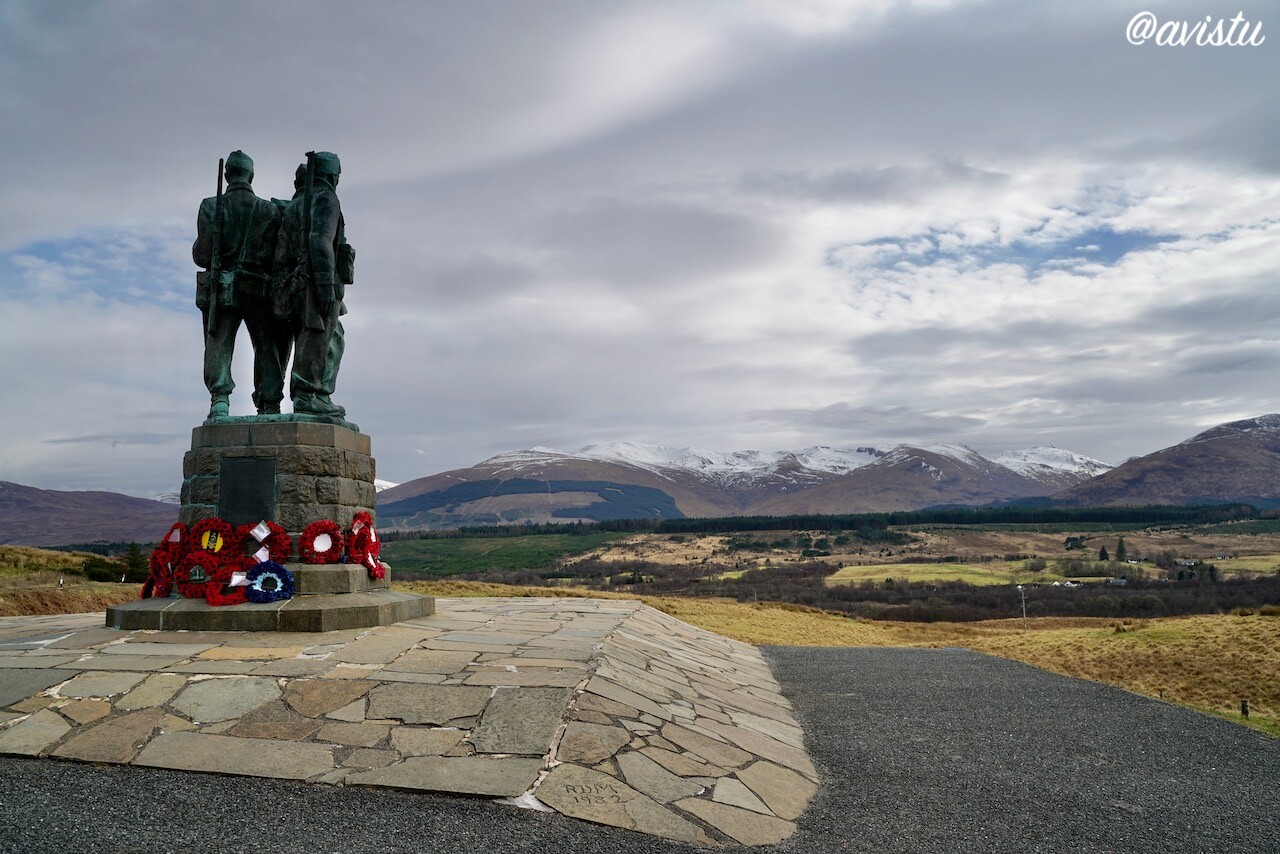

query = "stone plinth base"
[[106, 589, 433, 633], [179, 418, 376, 533], [290, 562, 389, 595]]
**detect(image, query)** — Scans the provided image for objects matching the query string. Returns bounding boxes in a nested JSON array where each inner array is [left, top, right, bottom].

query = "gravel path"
[[763, 646, 1280, 853], [2, 647, 1276, 853]]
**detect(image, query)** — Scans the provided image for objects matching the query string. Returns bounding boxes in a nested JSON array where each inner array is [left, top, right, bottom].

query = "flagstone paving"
[[0, 598, 818, 846]]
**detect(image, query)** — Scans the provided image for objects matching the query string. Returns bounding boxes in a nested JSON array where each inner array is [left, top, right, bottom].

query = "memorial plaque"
[[218, 457, 276, 527]]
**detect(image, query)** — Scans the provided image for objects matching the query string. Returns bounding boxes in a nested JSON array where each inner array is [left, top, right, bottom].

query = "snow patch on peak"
[[577, 442, 685, 469], [1181, 414, 1280, 446], [877, 445, 955, 479], [995, 447, 1112, 478], [918, 443, 988, 467], [790, 446, 884, 474], [478, 448, 579, 473], [578, 442, 775, 475], [374, 479, 399, 492]]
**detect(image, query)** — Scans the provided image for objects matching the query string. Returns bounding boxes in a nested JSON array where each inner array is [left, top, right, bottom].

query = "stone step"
[[106, 589, 434, 633], [289, 562, 390, 595]]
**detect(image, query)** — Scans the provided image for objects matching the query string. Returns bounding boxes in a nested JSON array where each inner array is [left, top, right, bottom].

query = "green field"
[[825, 561, 1111, 587], [1215, 554, 1280, 574], [1197, 520, 1280, 535], [901, 522, 1160, 534], [380, 533, 626, 578]]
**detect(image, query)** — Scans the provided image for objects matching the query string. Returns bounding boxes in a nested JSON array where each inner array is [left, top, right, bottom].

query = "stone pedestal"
[[107, 414, 436, 633], [179, 417, 376, 534]]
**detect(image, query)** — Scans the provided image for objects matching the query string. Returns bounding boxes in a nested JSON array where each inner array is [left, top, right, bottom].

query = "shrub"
[[81, 557, 124, 583]]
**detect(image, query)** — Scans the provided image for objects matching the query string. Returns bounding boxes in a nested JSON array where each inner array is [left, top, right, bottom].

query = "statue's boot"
[[258, 403, 281, 415], [207, 395, 230, 420], [293, 395, 345, 418]]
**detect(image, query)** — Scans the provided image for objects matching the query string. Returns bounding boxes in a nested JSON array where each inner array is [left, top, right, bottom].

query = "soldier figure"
[[276, 151, 353, 417], [192, 151, 289, 418]]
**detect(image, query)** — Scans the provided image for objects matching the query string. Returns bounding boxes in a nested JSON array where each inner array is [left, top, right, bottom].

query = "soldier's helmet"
[[225, 150, 254, 179]]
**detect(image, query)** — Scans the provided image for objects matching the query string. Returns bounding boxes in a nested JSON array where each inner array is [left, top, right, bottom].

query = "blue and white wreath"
[[244, 561, 295, 603]]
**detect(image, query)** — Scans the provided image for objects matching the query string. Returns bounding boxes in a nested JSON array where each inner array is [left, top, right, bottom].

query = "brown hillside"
[[1055, 415, 1280, 506], [0, 482, 177, 547], [379, 453, 743, 520]]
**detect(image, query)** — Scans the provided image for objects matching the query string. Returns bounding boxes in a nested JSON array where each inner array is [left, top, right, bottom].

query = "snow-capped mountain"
[[752, 442, 1055, 515], [575, 442, 886, 496], [573, 442, 883, 476], [378, 438, 1109, 529], [479, 442, 886, 498], [994, 446, 1113, 491], [374, 479, 399, 492]]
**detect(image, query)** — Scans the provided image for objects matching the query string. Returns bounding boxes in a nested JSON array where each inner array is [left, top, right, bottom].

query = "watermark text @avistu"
[[1126, 11, 1264, 46]]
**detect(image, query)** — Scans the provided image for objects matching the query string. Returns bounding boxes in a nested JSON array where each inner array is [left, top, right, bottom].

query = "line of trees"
[[383, 504, 1261, 542]]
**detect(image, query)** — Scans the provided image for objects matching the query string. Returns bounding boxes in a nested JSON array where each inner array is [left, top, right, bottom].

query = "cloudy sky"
[[1, 0, 1277, 497]]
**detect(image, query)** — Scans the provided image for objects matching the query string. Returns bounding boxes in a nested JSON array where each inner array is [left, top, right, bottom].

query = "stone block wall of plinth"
[[179, 418, 376, 534]]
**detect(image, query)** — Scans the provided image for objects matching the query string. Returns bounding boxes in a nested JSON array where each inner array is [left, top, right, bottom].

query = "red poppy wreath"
[[206, 583, 248, 607], [144, 544, 175, 599], [299, 520, 343, 564], [235, 520, 293, 563], [159, 522, 190, 555], [190, 518, 235, 556], [346, 512, 382, 576], [173, 552, 219, 599]]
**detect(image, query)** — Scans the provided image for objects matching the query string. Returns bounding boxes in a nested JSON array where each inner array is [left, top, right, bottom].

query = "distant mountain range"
[[0, 482, 176, 547], [10, 415, 1280, 544], [376, 440, 1112, 528]]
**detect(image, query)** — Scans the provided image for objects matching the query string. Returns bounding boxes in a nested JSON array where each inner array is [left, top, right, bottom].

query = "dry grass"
[[956, 614, 1280, 737], [570, 534, 733, 565], [395, 580, 1280, 737], [0, 545, 139, 616], [396, 579, 905, 645], [0, 583, 141, 617], [0, 545, 103, 575]]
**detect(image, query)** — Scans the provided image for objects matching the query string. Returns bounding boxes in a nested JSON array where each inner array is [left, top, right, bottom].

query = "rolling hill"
[[0, 481, 177, 547], [1053, 415, 1280, 508]]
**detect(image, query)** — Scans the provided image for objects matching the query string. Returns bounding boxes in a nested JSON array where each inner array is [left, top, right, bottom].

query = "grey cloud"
[[1143, 289, 1280, 332], [741, 161, 1009, 203], [529, 198, 785, 286], [750, 402, 984, 439], [1173, 347, 1280, 377], [43, 433, 180, 447]]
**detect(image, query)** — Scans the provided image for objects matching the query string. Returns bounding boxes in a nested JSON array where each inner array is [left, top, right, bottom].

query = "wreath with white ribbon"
[[299, 520, 343, 564]]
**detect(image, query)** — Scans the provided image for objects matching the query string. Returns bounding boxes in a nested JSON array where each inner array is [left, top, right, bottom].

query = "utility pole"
[[1017, 584, 1028, 633]]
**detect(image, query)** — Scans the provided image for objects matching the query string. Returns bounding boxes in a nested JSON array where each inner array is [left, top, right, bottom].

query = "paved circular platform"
[[0, 598, 816, 847]]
